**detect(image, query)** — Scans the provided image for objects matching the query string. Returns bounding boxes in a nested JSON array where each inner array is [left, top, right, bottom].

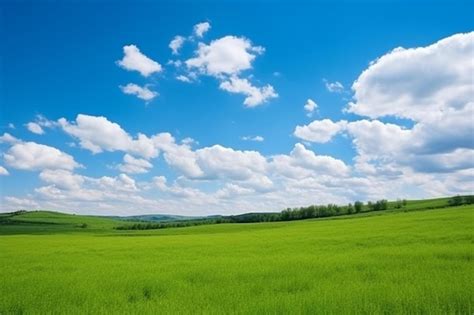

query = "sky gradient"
[[1, 0, 473, 215]]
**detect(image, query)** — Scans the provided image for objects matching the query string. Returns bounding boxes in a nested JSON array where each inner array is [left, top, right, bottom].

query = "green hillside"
[[0, 196, 469, 235], [0, 203, 473, 314], [0, 210, 128, 234]]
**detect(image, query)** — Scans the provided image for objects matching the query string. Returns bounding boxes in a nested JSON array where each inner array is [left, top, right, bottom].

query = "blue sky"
[[1, 1, 473, 215]]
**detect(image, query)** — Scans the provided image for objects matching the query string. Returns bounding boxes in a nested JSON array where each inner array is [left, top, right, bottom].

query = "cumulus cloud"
[[98, 174, 138, 192], [181, 29, 276, 107], [295, 115, 474, 176], [6, 33, 472, 214], [186, 36, 264, 76], [293, 32, 474, 182], [58, 114, 158, 159], [39, 169, 84, 190], [219, 77, 277, 107], [118, 154, 153, 174], [193, 21, 211, 38], [0, 166, 9, 176], [4, 196, 38, 208], [25, 115, 58, 134], [26, 122, 44, 135], [294, 119, 347, 143], [347, 32, 474, 121], [271, 143, 350, 179], [10, 170, 160, 215], [4, 113, 369, 215], [117, 45, 162, 77], [151, 132, 203, 178], [304, 99, 318, 116], [120, 83, 158, 101], [216, 183, 255, 199], [342, 32, 474, 177], [0, 133, 19, 144], [169, 35, 185, 55], [152, 176, 206, 199], [4, 142, 80, 171], [195, 145, 268, 181]]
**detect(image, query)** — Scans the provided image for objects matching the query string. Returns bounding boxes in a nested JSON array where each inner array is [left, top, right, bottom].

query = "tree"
[[395, 199, 403, 209], [464, 195, 474, 205], [354, 201, 363, 213], [448, 195, 463, 206], [379, 199, 388, 210], [367, 201, 374, 211], [347, 203, 354, 214]]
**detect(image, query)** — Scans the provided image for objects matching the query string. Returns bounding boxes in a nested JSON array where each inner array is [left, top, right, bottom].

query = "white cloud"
[[118, 154, 153, 174], [4, 142, 80, 171], [176, 75, 192, 83], [4, 196, 38, 208], [347, 32, 474, 121], [241, 135, 264, 142], [181, 137, 197, 146], [0, 166, 9, 176], [26, 122, 44, 135], [169, 35, 185, 55], [168, 59, 183, 67], [294, 119, 347, 143], [150, 136, 272, 188], [271, 143, 350, 179], [338, 32, 474, 178], [182, 31, 276, 107], [98, 174, 138, 192], [0, 133, 20, 144], [195, 145, 268, 181], [216, 183, 255, 199], [193, 21, 211, 38], [58, 114, 158, 159], [120, 83, 158, 101], [25, 115, 58, 135], [117, 45, 162, 77], [324, 80, 344, 93], [152, 176, 206, 199], [39, 169, 84, 190], [304, 99, 318, 116], [291, 143, 350, 176], [186, 36, 264, 76], [152, 132, 203, 178], [219, 77, 277, 107], [6, 32, 473, 217]]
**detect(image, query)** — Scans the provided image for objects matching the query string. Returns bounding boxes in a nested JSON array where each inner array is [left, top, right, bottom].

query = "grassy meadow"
[[0, 203, 473, 314]]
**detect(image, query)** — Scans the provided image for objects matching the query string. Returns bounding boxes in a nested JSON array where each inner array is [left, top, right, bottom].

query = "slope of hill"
[[0, 196, 471, 235], [0, 210, 128, 234], [0, 205, 472, 314], [111, 214, 205, 222]]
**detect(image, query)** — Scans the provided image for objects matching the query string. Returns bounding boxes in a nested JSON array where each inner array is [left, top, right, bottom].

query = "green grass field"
[[1, 203, 473, 314]]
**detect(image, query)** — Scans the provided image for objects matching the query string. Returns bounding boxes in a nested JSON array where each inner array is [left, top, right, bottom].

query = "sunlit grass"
[[1, 206, 473, 314]]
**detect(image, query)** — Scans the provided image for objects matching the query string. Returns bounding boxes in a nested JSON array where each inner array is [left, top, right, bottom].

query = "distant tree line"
[[115, 195, 473, 231], [448, 195, 474, 206], [115, 218, 226, 230]]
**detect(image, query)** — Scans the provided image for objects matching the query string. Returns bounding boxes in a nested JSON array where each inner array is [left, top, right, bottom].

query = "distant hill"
[[0, 210, 129, 234], [1, 195, 472, 235], [108, 214, 205, 222]]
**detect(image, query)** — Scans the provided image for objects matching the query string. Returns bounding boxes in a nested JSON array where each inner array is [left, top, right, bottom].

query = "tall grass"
[[0, 206, 473, 314]]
